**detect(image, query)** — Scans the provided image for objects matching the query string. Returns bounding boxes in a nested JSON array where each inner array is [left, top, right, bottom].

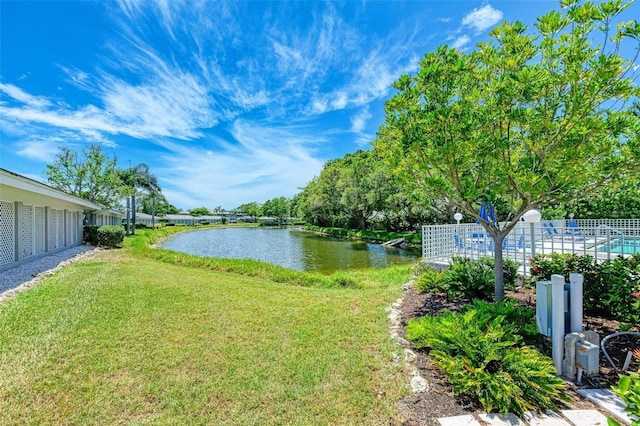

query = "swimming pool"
[[597, 237, 640, 255]]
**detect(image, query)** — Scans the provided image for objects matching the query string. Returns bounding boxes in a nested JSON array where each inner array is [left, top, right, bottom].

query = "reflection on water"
[[161, 227, 419, 274]]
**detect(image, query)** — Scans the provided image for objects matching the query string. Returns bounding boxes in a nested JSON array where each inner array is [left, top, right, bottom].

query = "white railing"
[[422, 219, 640, 276]]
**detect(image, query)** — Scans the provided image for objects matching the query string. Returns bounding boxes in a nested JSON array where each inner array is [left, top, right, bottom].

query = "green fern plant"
[[406, 302, 567, 415], [461, 299, 541, 346]]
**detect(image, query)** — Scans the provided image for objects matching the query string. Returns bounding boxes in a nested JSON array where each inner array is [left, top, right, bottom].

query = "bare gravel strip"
[[0, 245, 97, 304]]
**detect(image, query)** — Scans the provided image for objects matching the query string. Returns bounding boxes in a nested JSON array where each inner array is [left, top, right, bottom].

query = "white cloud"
[[461, 4, 503, 33], [1, 60, 218, 142], [16, 139, 63, 162], [351, 107, 372, 133], [0, 83, 52, 109], [452, 35, 472, 50], [0, 104, 124, 136], [307, 49, 417, 117], [99, 71, 217, 139], [448, 4, 503, 50], [156, 120, 326, 208]]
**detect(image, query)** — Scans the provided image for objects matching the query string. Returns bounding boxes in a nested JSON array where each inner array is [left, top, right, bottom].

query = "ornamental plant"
[[415, 257, 520, 300], [530, 253, 640, 324], [406, 302, 567, 415], [96, 225, 125, 248]]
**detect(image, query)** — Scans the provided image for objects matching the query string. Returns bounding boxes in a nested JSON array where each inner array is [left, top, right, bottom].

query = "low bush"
[[461, 299, 542, 346], [415, 266, 443, 294], [406, 302, 567, 415], [96, 225, 125, 248], [83, 225, 100, 245], [530, 253, 640, 324], [414, 257, 520, 300]]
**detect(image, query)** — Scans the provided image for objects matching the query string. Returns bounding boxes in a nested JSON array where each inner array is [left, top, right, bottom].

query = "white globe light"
[[522, 209, 542, 223], [454, 212, 463, 221]]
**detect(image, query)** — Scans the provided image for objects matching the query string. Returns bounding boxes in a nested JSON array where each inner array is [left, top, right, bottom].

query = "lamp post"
[[522, 209, 541, 258], [454, 212, 463, 225]]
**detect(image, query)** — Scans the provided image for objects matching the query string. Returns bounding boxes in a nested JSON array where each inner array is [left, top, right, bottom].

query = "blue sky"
[[1, 1, 637, 210]]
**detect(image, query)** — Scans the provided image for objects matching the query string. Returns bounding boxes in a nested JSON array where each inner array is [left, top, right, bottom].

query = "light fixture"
[[454, 212, 463, 224], [522, 209, 541, 223], [522, 209, 541, 257]]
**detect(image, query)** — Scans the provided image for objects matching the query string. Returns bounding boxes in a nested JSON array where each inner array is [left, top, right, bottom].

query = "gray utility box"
[[575, 340, 599, 375], [536, 280, 570, 337]]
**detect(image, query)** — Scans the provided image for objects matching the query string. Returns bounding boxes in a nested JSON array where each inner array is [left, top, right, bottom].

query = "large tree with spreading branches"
[[375, 0, 639, 301]]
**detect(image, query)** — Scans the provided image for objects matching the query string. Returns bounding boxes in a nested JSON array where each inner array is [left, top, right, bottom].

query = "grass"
[[0, 229, 411, 424]]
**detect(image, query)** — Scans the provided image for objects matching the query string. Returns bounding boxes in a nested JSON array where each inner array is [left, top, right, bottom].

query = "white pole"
[[569, 273, 584, 333], [530, 222, 536, 258], [551, 274, 565, 375]]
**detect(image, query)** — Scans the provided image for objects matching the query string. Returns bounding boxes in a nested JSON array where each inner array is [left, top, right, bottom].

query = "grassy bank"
[[0, 230, 411, 424]]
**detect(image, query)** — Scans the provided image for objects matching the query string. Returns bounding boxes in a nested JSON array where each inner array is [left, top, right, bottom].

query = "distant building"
[[0, 168, 123, 271]]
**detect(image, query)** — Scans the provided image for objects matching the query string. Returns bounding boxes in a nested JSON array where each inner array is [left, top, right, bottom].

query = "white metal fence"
[[422, 219, 640, 276]]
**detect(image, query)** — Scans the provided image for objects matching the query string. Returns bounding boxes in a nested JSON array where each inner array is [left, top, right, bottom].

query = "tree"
[[334, 150, 386, 230], [296, 166, 345, 228], [237, 202, 263, 222], [375, 0, 639, 301], [118, 164, 160, 235], [139, 193, 179, 216], [189, 207, 210, 216], [546, 172, 640, 219], [45, 145, 121, 208], [263, 196, 291, 226]]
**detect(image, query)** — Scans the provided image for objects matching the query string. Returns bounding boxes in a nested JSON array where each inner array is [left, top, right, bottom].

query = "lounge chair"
[[505, 234, 530, 251], [567, 220, 584, 237], [543, 222, 584, 241], [453, 234, 475, 253]]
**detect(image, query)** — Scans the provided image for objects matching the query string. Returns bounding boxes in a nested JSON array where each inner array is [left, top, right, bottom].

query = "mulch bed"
[[396, 284, 640, 426]]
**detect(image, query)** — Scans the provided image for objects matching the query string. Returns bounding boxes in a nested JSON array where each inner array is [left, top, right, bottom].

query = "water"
[[597, 237, 640, 255], [160, 227, 419, 273]]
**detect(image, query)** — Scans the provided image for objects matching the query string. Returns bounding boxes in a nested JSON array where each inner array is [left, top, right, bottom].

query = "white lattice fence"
[[56, 210, 64, 247], [0, 201, 15, 265], [34, 207, 45, 254], [48, 208, 58, 249], [19, 204, 33, 259], [66, 210, 72, 245]]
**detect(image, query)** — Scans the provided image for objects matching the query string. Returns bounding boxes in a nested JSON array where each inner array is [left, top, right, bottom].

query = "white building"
[[0, 168, 123, 271]]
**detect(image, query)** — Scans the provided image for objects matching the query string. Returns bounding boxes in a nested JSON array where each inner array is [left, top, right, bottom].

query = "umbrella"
[[478, 201, 497, 224]]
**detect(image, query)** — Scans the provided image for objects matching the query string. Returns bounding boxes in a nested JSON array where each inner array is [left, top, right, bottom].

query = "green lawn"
[[0, 233, 410, 425]]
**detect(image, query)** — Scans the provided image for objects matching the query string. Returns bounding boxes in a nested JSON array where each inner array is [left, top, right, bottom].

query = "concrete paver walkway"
[[438, 409, 611, 426], [438, 389, 634, 426]]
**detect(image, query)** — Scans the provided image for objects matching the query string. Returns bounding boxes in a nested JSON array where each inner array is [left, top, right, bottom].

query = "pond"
[[160, 227, 419, 274]]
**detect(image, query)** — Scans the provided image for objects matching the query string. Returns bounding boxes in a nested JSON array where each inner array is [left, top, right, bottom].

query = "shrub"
[[406, 303, 567, 415], [418, 257, 520, 300], [461, 299, 541, 346], [530, 253, 640, 324], [83, 225, 100, 245], [96, 225, 125, 248], [415, 266, 444, 294]]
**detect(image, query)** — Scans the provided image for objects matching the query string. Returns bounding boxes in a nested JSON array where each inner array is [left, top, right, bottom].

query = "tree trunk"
[[126, 197, 131, 235], [493, 233, 506, 302], [131, 195, 136, 235]]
